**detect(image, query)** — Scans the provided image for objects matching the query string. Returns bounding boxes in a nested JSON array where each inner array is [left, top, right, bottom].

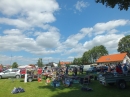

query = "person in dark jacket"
[[73, 67, 77, 76]]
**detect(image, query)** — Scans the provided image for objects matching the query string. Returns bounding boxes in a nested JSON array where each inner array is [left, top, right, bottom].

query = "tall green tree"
[[58, 60, 61, 67], [12, 62, 18, 68], [117, 35, 130, 57], [95, 0, 130, 11], [73, 58, 82, 65], [37, 58, 43, 67], [82, 45, 108, 64], [82, 50, 92, 64]]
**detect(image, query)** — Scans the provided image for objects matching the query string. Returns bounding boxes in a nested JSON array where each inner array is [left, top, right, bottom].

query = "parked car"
[[0, 68, 20, 79]]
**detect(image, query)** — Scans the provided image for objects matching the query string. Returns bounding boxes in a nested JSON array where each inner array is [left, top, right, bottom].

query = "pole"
[[24, 68, 27, 83], [10, 54, 12, 65]]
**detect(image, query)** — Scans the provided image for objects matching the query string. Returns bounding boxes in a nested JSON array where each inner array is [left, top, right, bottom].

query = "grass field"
[[1, 76, 130, 97]]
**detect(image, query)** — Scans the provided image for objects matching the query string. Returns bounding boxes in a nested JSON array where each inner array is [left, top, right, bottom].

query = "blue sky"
[[0, 0, 130, 65]]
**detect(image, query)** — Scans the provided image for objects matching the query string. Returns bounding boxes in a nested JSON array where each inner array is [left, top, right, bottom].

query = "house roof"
[[96, 53, 127, 63], [60, 61, 71, 65]]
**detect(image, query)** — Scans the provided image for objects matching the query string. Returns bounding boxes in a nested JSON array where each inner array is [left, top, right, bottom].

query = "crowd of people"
[[42, 65, 88, 87], [98, 62, 130, 75], [41, 62, 130, 87]]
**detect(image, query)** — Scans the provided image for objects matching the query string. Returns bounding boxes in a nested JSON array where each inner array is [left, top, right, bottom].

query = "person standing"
[[80, 65, 84, 74], [65, 66, 69, 75], [81, 65, 84, 74], [122, 64, 128, 75], [116, 63, 123, 74], [107, 64, 111, 72], [74, 67, 77, 76], [37, 67, 42, 78]]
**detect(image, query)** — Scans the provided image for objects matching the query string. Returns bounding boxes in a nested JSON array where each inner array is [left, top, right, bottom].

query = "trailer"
[[20, 68, 42, 82], [98, 72, 130, 89]]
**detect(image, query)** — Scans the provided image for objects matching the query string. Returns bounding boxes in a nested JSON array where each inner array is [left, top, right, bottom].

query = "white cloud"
[[0, 0, 60, 29], [80, 28, 93, 37], [93, 19, 129, 35], [36, 31, 61, 48], [0, 0, 59, 16], [83, 34, 125, 53], [0, 18, 30, 28], [75, 1, 89, 12], [0, 29, 61, 55], [107, 29, 119, 34], [3, 29, 22, 35], [64, 28, 93, 47]]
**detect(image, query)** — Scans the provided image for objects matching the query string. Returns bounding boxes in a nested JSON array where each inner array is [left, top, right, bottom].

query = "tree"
[[12, 62, 18, 68], [73, 58, 82, 65], [37, 58, 43, 67], [95, 0, 130, 11], [82, 50, 92, 64], [117, 35, 130, 57], [82, 45, 108, 64], [58, 60, 61, 67]]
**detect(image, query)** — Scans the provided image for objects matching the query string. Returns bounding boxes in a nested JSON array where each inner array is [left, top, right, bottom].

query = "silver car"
[[0, 68, 20, 79]]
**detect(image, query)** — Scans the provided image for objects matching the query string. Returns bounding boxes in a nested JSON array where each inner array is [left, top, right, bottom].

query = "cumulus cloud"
[[36, 31, 61, 48], [0, 0, 59, 29], [83, 34, 125, 53], [0, 0, 62, 56], [3, 29, 22, 35], [93, 19, 129, 35], [75, 1, 89, 11], [0, 18, 30, 28], [64, 28, 93, 48], [0, 30, 61, 55]]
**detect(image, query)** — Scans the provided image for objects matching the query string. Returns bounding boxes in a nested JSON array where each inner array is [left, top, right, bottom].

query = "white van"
[[83, 65, 92, 71]]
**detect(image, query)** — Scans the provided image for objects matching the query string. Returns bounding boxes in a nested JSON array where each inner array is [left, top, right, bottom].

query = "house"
[[96, 53, 130, 65]]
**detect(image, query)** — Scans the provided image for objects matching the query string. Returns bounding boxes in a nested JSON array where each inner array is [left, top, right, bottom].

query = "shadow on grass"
[[38, 79, 130, 97], [38, 83, 94, 97]]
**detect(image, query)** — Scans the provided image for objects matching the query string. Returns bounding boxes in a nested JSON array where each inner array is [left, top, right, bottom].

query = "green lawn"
[[1, 76, 130, 97]]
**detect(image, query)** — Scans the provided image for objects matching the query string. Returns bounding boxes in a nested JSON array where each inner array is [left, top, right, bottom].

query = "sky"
[[0, 0, 130, 65]]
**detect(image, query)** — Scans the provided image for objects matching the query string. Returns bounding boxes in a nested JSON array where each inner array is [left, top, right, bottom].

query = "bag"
[[17, 87, 25, 93], [11, 87, 19, 94], [11, 87, 25, 94]]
